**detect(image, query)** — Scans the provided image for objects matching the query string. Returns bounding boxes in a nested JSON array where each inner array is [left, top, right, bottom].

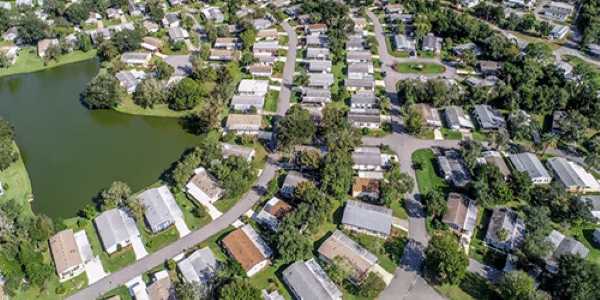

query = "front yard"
[[395, 62, 445, 74], [412, 149, 450, 195]]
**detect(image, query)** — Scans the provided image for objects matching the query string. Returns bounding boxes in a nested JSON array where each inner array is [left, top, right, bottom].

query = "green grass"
[[126, 15, 145, 22], [212, 173, 258, 213], [563, 54, 600, 73], [0, 142, 34, 215], [412, 149, 450, 195], [422, 129, 435, 139], [138, 221, 180, 253], [385, 37, 410, 58], [115, 96, 201, 117], [290, 90, 301, 103], [103, 19, 122, 26], [296, 49, 306, 59], [442, 128, 463, 140], [390, 198, 408, 219], [100, 285, 132, 300], [278, 49, 288, 57], [279, 35, 289, 45], [571, 222, 600, 264], [472, 131, 489, 142], [0, 48, 98, 78], [174, 192, 212, 231], [433, 272, 497, 300], [251, 263, 294, 300], [12, 272, 88, 300], [418, 50, 436, 58], [395, 62, 445, 74], [265, 90, 280, 112], [343, 230, 402, 274]]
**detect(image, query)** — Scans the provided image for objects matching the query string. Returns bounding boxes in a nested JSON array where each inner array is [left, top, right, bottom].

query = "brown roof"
[[142, 36, 163, 47], [49, 229, 82, 275], [248, 65, 272, 74], [226, 114, 262, 126], [442, 193, 469, 229], [188, 169, 222, 199], [269, 200, 293, 218], [352, 178, 381, 194], [484, 156, 511, 178], [318, 230, 378, 274], [215, 37, 241, 44], [257, 29, 278, 38], [146, 276, 175, 300], [308, 23, 327, 30], [222, 228, 266, 272]]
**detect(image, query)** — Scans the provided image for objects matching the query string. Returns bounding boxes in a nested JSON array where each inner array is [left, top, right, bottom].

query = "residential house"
[[296, 14, 311, 25], [352, 177, 381, 200], [422, 34, 440, 52], [345, 75, 375, 92], [547, 157, 600, 193], [106, 7, 123, 19], [222, 143, 255, 163], [477, 61, 503, 75], [255, 53, 277, 65], [437, 150, 472, 187], [283, 258, 343, 300], [89, 28, 111, 45], [351, 147, 391, 170], [306, 35, 329, 48], [415, 103, 442, 128], [253, 197, 293, 232], [280, 171, 309, 198], [348, 62, 374, 79], [248, 65, 272, 78], [353, 17, 368, 28], [462, 0, 480, 8], [346, 37, 365, 51], [385, 4, 403, 14], [128, 3, 144, 16], [0, 1, 11, 10], [549, 25, 570, 40], [350, 91, 378, 109], [477, 151, 511, 179], [3, 27, 18, 42], [347, 109, 381, 128], [120, 52, 151, 67], [509, 153, 551, 184], [263, 290, 285, 300], [202, 7, 225, 23], [308, 60, 332, 73], [552, 110, 567, 134], [225, 114, 262, 135], [214, 37, 242, 49], [37, 38, 58, 58], [308, 73, 335, 90], [85, 12, 102, 25], [146, 270, 176, 300], [545, 2, 574, 21], [444, 106, 473, 130], [94, 208, 141, 254], [253, 19, 273, 31], [15, 0, 33, 7], [302, 89, 331, 105], [452, 43, 483, 56], [221, 224, 273, 277], [393, 35, 411, 51], [306, 23, 328, 36], [545, 230, 589, 272], [580, 195, 600, 220], [484, 208, 526, 251], [306, 47, 330, 60], [49, 229, 85, 281], [168, 27, 189, 42], [284, 4, 301, 16], [167, 0, 183, 7], [346, 50, 372, 63], [589, 44, 600, 57], [139, 186, 183, 233], [140, 36, 163, 53], [209, 49, 234, 61], [318, 230, 378, 284], [269, 0, 291, 9], [505, 0, 534, 8], [442, 193, 478, 236], [473, 104, 506, 130], [236, 6, 254, 18], [177, 247, 219, 285], [0, 46, 18, 66], [389, 13, 414, 23], [186, 167, 223, 205], [253, 41, 278, 55], [227, 24, 242, 35], [257, 29, 278, 40], [162, 13, 180, 27], [342, 200, 393, 238], [230, 95, 265, 113], [238, 79, 269, 96], [143, 20, 160, 33], [357, 171, 385, 180]]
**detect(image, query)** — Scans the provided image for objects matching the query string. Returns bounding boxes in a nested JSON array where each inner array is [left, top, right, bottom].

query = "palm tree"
[[585, 152, 600, 170], [378, 95, 391, 114], [295, 72, 310, 87], [541, 132, 559, 156]]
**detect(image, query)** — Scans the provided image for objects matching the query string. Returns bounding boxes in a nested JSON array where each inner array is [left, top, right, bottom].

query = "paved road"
[[468, 258, 504, 282], [277, 20, 298, 117]]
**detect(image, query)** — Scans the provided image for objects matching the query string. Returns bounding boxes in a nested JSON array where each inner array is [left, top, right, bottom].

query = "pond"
[[0, 60, 199, 218]]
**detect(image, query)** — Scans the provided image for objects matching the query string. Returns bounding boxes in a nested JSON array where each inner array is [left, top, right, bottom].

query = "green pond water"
[[0, 60, 199, 218]]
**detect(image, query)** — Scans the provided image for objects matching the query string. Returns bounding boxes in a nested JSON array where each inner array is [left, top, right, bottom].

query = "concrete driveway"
[[131, 237, 148, 260], [84, 258, 108, 285], [174, 217, 191, 237], [468, 258, 504, 282]]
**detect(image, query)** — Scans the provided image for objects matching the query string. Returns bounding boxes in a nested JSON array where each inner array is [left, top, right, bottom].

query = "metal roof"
[[473, 104, 506, 129], [342, 200, 392, 235], [282, 258, 343, 300], [95, 208, 140, 252], [140, 186, 183, 232], [318, 230, 378, 273], [445, 106, 473, 129], [509, 153, 549, 180], [177, 247, 218, 285], [350, 91, 377, 105]]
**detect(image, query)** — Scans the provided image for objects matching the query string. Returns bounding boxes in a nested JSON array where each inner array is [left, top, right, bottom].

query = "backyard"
[[0, 142, 33, 215], [0, 48, 98, 78], [412, 149, 450, 195]]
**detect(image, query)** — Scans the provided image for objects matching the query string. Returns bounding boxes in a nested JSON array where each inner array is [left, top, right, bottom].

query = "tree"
[[277, 106, 316, 151], [459, 138, 482, 169], [169, 78, 207, 110], [133, 78, 167, 108], [460, 49, 477, 67], [294, 72, 310, 86], [275, 217, 312, 263], [18, 13, 49, 44], [327, 256, 356, 284], [545, 254, 600, 300], [320, 150, 354, 199], [423, 190, 448, 218], [509, 170, 532, 203], [300, 150, 321, 169], [44, 44, 61, 64], [540, 132, 558, 155], [112, 29, 143, 53], [65, 2, 90, 24], [378, 95, 391, 114], [80, 204, 98, 219], [126, 198, 146, 221], [425, 232, 469, 284], [101, 181, 132, 207], [0, 117, 18, 170], [357, 273, 386, 298], [218, 279, 262, 300], [176, 281, 207, 300], [585, 152, 600, 170], [558, 111, 588, 144], [83, 74, 124, 109], [239, 29, 256, 50], [496, 271, 549, 300], [146, 0, 165, 22], [404, 104, 423, 135], [154, 59, 174, 80]]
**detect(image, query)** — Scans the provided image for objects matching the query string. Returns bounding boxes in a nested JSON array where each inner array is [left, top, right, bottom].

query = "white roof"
[[238, 79, 269, 94], [74, 230, 94, 262]]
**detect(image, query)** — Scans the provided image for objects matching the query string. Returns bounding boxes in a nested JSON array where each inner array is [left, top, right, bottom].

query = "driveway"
[[131, 237, 148, 260], [84, 258, 108, 285], [468, 258, 504, 282], [174, 217, 191, 237]]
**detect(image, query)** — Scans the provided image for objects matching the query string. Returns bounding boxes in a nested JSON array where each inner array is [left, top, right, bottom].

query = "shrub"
[[55, 284, 67, 295], [167, 259, 177, 271], [116, 244, 123, 252], [362, 127, 370, 135], [241, 215, 250, 223]]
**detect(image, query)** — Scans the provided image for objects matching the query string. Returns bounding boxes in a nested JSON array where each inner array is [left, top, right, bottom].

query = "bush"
[[146, 240, 155, 248], [78, 218, 89, 228], [362, 127, 370, 135], [241, 215, 250, 223], [55, 284, 67, 295], [116, 244, 123, 252], [167, 259, 177, 271]]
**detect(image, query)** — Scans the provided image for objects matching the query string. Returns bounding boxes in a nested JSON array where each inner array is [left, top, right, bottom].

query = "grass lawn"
[[126, 15, 145, 22], [395, 62, 445, 74], [433, 272, 497, 300], [12, 272, 88, 300], [173, 192, 212, 231], [570, 222, 600, 264], [251, 263, 294, 300], [0, 48, 98, 78], [412, 149, 450, 195], [385, 37, 410, 58], [510, 31, 561, 51], [422, 129, 435, 139], [469, 209, 506, 269], [343, 230, 402, 274], [265, 90, 280, 112], [290, 90, 301, 103], [100, 285, 132, 300], [279, 35, 289, 45], [296, 49, 306, 59], [103, 19, 122, 26], [442, 128, 463, 140], [278, 49, 288, 57], [563, 54, 600, 73], [138, 221, 180, 253], [390, 198, 408, 219], [213, 173, 258, 213], [472, 131, 489, 142], [115, 96, 201, 117], [288, 19, 297, 27], [0, 142, 34, 215], [418, 50, 436, 58]]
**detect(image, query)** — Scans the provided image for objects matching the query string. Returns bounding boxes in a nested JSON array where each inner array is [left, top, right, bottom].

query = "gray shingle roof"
[[281, 171, 308, 196], [222, 143, 255, 161], [445, 106, 473, 129], [509, 153, 549, 180], [95, 208, 140, 252], [352, 151, 384, 166], [342, 200, 392, 235], [178, 247, 219, 285], [282, 258, 343, 300], [473, 104, 506, 129], [547, 157, 582, 187], [140, 186, 183, 232], [308, 60, 332, 72], [350, 91, 377, 105], [345, 75, 375, 89]]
